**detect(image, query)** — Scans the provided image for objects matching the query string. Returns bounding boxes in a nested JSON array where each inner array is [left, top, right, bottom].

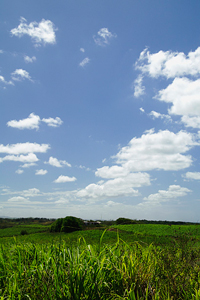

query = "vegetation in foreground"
[[0, 217, 200, 299]]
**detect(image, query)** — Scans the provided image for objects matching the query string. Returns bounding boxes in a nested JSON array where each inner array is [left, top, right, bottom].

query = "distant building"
[[83, 220, 101, 226]]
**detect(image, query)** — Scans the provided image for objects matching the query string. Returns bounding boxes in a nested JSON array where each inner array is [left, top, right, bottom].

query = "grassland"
[[0, 219, 200, 299]]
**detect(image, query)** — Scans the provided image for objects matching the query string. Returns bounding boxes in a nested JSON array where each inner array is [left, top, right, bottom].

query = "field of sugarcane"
[[0, 221, 200, 299]]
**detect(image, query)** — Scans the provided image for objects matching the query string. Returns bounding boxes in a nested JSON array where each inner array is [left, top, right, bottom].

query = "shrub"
[[62, 216, 83, 233], [50, 216, 83, 233], [116, 217, 137, 225]]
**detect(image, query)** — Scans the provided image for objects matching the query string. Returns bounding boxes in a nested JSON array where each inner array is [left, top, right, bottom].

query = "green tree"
[[116, 217, 136, 225], [62, 216, 83, 233], [50, 216, 83, 233]]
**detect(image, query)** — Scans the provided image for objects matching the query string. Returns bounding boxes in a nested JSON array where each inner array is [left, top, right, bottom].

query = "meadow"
[[0, 219, 200, 299]]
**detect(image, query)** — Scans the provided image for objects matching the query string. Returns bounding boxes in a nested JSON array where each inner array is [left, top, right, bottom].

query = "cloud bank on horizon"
[[1, 1, 200, 222]]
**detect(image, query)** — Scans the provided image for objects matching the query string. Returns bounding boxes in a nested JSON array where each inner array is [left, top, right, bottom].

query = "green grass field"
[[0, 221, 200, 299], [0, 224, 49, 238]]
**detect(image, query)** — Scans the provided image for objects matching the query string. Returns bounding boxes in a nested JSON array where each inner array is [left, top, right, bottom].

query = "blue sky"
[[1, 1, 200, 221]]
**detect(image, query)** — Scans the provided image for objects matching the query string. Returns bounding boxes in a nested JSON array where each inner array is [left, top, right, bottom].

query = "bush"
[[50, 216, 83, 233], [62, 216, 83, 233], [116, 218, 137, 225]]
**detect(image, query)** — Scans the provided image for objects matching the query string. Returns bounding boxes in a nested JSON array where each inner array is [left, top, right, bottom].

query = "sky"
[[1, 1, 200, 221]]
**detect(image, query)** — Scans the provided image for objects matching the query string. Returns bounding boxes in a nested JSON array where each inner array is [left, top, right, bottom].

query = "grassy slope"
[[0, 224, 200, 299], [0, 223, 200, 247], [0, 224, 50, 238]]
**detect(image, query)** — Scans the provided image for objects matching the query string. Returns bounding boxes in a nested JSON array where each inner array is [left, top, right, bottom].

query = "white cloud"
[[8, 196, 30, 203], [7, 113, 63, 130], [35, 169, 48, 175], [11, 69, 32, 82], [142, 185, 191, 205], [11, 17, 57, 46], [45, 156, 71, 168], [183, 172, 200, 180], [140, 107, 145, 113], [1, 187, 41, 198], [97, 129, 197, 176], [133, 75, 145, 97], [95, 165, 129, 178], [77, 172, 148, 199], [105, 200, 121, 207], [54, 175, 77, 183], [157, 77, 200, 116], [0, 153, 39, 163], [20, 163, 36, 168], [78, 165, 91, 171], [135, 46, 200, 130], [21, 188, 41, 197], [15, 169, 24, 174], [181, 116, 200, 129], [55, 198, 69, 204], [24, 55, 36, 63], [79, 57, 90, 67], [149, 111, 172, 122], [136, 47, 200, 79], [42, 117, 63, 127], [80, 48, 85, 53], [0, 76, 7, 83], [93, 28, 117, 46], [7, 113, 40, 130], [0, 75, 13, 85], [0, 142, 50, 154]]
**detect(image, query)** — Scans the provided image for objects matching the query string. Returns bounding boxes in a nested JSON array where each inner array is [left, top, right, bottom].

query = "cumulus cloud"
[[93, 28, 117, 46], [135, 46, 200, 130], [133, 75, 145, 97], [183, 172, 200, 180], [157, 77, 200, 116], [8, 196, 30, 203], [95, 165, 129, 179], [20, 163, 37, 168], [42, 117, 63, 127], [80, 48, 85, 53], [7, 113, 40, 130], [55, 198, 69, 204], [7, 113, 63, 130], [105, 200, 121, 207], [79, 57, 90, 67], [86, 129, 199, 202], [142, 185, 191, 205], [35, 169, 48, 175], [24, 55, 36, 63], [96, 129, 198, 177], [1, 187, 41, 198], [15, 169, 24, 174], [77, 172, 149, 199], [0, 142, 50, 154], [0, 142, 48, 164], [136, 47, 200, 79], [54, 175, 77, 183], [21, 188, 41, 197], [0, 153, 39, 164], [181, 116, 200, 129], [45, 156, 71, 168], [11, 69, 33, 82], [11, 17, 57, 46]]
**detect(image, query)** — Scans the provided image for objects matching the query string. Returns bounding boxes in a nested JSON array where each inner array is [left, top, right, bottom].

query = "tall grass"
[[0, 231, 200, 299]]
